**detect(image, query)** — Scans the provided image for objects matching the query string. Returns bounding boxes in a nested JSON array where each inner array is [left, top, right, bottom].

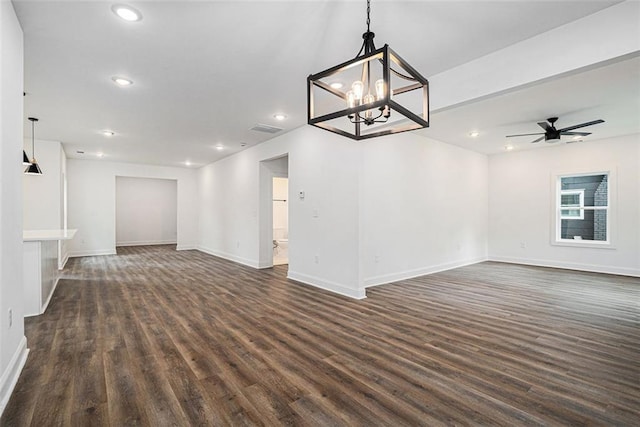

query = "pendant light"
[[23, 150, 31, 166], [24, 117, 43, 175], [307, 0, 429, 140]]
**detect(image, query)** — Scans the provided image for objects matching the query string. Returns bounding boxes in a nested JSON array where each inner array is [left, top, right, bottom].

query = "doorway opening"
[[115, 176, 178, 249], [273, 176, 289, 265], [258, 154, 289, 269]]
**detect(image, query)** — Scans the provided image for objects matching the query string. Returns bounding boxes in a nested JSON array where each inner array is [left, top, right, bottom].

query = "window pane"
[[561, 208, 581, 217], [561, 194, 580, 206], [560, 210, 607, 241], [561, 174, 607, 207]]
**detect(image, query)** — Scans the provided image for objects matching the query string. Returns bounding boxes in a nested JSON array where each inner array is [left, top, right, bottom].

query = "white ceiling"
[[425, 56, 640, 154], [14, 0, 634, 167]]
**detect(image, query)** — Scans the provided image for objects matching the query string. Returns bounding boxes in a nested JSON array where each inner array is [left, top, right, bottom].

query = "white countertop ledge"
[[23, 229, 78, 241]]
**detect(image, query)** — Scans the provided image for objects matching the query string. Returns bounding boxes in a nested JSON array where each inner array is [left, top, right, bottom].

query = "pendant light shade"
[[307, 0, 429, 140], [24, 161, 43, 175], [23, 150, 31, 166], [25, 117, 43, 175]]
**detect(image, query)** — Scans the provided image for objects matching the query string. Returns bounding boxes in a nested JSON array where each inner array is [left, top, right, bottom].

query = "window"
[[556, 173, 609, 244], [560, 190, 584, 220]]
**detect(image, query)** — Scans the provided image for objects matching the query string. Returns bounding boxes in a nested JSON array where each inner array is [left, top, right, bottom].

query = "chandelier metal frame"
[[307, 0, 429, 140]]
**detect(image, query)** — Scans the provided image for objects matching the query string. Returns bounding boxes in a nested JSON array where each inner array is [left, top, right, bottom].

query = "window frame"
[[551, 169, 615, 249], [560, 189, 585, 220]]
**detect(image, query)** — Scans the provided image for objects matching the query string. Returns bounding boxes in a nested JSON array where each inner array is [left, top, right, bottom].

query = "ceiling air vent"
[[250, 123, 283, 134]]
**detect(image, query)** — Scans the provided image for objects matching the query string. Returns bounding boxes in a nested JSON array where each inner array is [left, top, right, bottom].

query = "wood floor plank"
[[2, 245, 638, 426]]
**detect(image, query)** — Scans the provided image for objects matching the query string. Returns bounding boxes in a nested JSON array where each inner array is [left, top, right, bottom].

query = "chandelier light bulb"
[[375, 79, 385, 100], [346, 91, 356, 109], [351, 81, 364, 101], [363, 93, 375, 119]]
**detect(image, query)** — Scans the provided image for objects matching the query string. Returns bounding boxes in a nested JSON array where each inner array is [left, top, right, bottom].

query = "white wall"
[[67, 159, 198, 257], [116, 177, 178, 246], [362, 133, 489, 286], [199, 125, 363, 298], [198, 124, 491, 298], [22, 139, 69, 268], [23, 139, 64, 230], [488, 134, 640, 276], [0, 0, 28, 415]]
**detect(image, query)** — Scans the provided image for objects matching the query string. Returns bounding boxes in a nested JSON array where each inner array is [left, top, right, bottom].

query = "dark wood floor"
[[2, 245, 639, 426]]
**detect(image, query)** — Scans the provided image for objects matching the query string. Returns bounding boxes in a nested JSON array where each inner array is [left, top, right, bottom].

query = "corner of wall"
[[0, 337, 28, 417], [287, 270, 366, 300]]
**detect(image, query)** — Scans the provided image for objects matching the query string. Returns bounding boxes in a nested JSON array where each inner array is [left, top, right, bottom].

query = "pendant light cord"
[[31, 119, 35, 159]]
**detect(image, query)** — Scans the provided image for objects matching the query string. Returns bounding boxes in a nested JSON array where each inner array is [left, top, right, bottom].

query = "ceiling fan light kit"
[[307, 0, 429, 140], [506, 116, 605, 144]]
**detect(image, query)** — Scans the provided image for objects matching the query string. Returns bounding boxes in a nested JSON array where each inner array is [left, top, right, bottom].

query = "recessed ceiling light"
[[97, 152, 104, 158], [505, 144, 514, 151], [330, 82, 344, 89], [111, 4, 142, 22], [102, 130, 115, 136], [468, 131, 480, 138], [273, 113, 287, 121], [185, 160, 191, 166], [215, 145, 224, 151], [112, 76, 133, 86], [573, 135, 582, 140]]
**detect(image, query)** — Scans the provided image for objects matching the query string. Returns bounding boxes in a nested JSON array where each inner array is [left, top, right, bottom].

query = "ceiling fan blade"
[[505, 133, 544, 138], [537, 121, 551, 131], [531, 136, 545, 143], [561, 131, 591, 136], [558, 119, 604, 132]]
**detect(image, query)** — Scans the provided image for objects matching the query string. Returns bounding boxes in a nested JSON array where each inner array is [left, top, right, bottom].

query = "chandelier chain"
[[366, 0, 371, 32]]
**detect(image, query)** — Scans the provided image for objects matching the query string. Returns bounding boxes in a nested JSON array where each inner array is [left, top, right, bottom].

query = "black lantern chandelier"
[[25, 117, 43, 175], [307, 0, 429, 140]]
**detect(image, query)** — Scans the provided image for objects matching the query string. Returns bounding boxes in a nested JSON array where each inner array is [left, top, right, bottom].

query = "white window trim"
[[550, 169, 616, 249], [560, 189, 585, 220]]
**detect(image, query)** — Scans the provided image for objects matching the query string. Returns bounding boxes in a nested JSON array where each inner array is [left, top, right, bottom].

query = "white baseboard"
[[58, 252, 69, 270], [36, 276, 60, 317], [115, 240, 177, 247], [287, 270, 366, 299], [196, 246, 260, 269], [364, 256, 488, 288], [488, 255, 640, 277], [257, 261, 274, 269], [0, 336, 29, 417], [176, 245, 197, 251], [68, 249, 117, 258]]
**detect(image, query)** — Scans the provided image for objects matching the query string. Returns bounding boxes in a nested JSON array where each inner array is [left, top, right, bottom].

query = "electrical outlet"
[[520, 242, 526, 249], [237, 241, 240, 248], [374, 255, 380, 264], [8, 308, 12, 328], [314, 255, 319, 264]]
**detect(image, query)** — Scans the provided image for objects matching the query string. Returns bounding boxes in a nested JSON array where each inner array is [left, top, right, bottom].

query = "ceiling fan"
[[506, 117, 605, 143]]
